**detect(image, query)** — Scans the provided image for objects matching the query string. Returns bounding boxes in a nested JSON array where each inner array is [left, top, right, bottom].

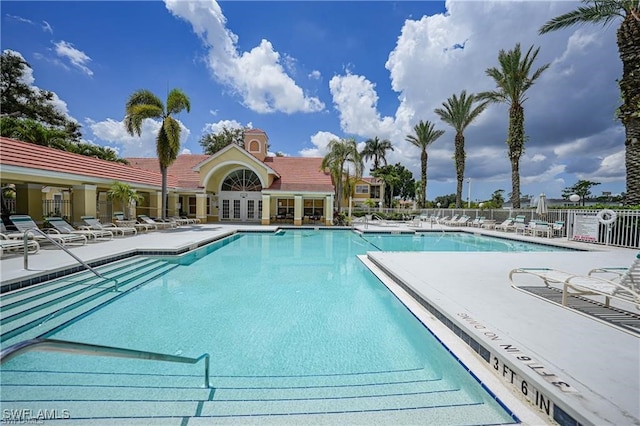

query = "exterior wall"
[[71, 185, 97, 225], [15, 184, 44, 222], [343, 179, 384, 209]]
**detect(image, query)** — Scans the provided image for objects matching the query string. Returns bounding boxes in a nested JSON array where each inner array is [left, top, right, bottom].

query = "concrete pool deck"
[[1, 223, 638, 425]]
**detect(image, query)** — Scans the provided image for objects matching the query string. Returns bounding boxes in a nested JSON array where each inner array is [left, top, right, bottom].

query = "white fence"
[[346, 207, 640, 249]]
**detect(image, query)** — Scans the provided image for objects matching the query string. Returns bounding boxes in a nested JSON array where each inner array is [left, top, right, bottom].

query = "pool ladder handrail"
[[23, 227, 119, 291], [0, 338, 211, 388]]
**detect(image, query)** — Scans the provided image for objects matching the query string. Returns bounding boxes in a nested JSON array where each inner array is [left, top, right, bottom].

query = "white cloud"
[[53, 41, 93, 76], [42, 20, 53, 33], [164, 0, 324, 114], [89, 118, 191, 158], [328, 72, 396, 137], [6, 14, 35, 25], [579, 150, 625, 182], [299, 131, 340, 157], [201, 119, 252, 135], [308, 70, 321, 80]]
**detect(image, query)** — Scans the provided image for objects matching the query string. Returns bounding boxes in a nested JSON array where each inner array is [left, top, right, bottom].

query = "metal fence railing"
[[345, 207, 640, 250]]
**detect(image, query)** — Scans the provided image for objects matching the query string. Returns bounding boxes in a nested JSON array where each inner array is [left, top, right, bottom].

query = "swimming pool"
[[1, 230, 520, 423]]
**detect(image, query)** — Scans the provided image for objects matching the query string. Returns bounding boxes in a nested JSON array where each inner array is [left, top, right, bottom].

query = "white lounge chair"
[[46, 217, 113, 241], [442, 215, 459, 226], [551, 221, 565, 237], [114, 212, 153, 232], [1, 233, 39, 257], [9, 215, 87, 246], [494, 218, 514, 231], [81, 216, 137, 237], [526, 220, 551, 238], [509, 253, 640, 310], [138, 215, 175, 229]]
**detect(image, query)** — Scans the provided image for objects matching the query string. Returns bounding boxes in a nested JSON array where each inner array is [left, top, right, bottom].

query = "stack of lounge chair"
[[81, 216, 137, 236], [8, 215, 87, 246], [46, 217, 113, 241]]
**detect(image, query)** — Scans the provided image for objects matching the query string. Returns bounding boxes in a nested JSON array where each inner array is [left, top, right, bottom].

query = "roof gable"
[[194, 143, 279, 177]]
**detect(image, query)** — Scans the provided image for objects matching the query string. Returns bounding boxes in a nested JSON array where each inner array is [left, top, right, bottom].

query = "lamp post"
[[467, 178, 471, 208], [569, 194, 580, 207]]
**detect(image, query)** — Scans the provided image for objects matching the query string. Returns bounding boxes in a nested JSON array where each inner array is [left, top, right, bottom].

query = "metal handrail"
[[0, 338, 211, 388], [23, 227, 119, 291]]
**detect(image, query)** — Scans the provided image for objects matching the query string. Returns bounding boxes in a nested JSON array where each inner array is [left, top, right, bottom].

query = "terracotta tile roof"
[[0, 137, 174, 188], [362, 177, 382, 184], [127, 155, 209, 189], [264, 157, 334, 192]]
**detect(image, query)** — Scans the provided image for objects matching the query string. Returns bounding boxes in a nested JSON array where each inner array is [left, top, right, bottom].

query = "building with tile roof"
[[0, 130, 336, 226]]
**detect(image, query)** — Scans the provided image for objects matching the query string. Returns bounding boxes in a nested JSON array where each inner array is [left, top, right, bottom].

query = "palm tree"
[[361, 137, 394, 172], [540, 1, 640, 205], [405, 120, 445, 208], [321, 138, 363, 211], [435, 91, 488, 208], [478, 43, 550, 208], [108, 181, 143, 220], [124, 88, 190, 218]]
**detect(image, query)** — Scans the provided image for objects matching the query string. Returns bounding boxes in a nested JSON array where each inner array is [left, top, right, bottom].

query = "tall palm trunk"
[[619, 14, 640, 205], [508, 104, 525, 207], [420, 150, 427, 208], [455, 132, 465, 207], [161, 166, 168, 218]]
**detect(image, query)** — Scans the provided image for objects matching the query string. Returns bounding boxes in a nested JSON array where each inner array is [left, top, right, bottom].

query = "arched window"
[[221, 169, 262, 192], [248, 140, 260, 152]]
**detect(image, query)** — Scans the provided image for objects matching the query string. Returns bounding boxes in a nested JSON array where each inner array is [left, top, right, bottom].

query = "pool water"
[[2, 230, 520, 423], [361, 231, 569, 252]]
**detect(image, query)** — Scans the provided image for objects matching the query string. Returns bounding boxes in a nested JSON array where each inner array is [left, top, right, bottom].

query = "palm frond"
[[166, 88, 191, 115], [126, 89, 164, 111], [157, 117, 181, 168], [539, 1, 626, 34]]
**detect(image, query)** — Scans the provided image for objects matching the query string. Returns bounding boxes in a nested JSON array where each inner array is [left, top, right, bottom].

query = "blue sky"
[[1, 1, 625, 202]]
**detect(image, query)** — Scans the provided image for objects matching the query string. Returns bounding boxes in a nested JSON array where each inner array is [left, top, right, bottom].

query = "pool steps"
[[0, 367, 504, 423], [0, 257, 177, 346]]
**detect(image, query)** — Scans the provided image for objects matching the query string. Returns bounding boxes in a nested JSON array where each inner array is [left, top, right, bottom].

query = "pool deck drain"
[[1, 223, 638, 425]]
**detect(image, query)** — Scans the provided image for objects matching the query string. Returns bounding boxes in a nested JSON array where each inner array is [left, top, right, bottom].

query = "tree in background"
[[321, 138, 363, 211], [405, 120, 445, 208], [435, 90, 487, 208], [490, 189, 506, 208], [0, 116, 128, 164], [199, 126, 246, 155], [393, 163, 416, 201], [373, 165, 400, 208], [433, 194, 457, 209], [361, 137, 394, 172], [562, 180, 601, 206], [372, 163, 414, 207], [1, 51, 81, 141], [478, 43, 550, 209], [125, 88, 191, 218], [540, 1, 640, 205]]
